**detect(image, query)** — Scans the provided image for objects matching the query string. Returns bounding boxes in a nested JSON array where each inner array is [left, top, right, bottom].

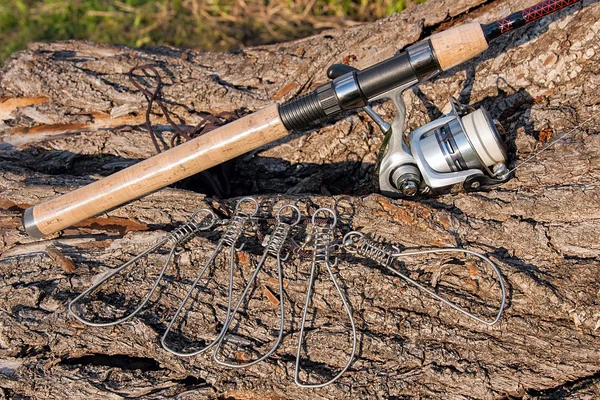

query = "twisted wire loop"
[[161, 197, 259, 357], [295, 208, 357, 389], [166, 209, 218, 247], [221, 214, 249, 247], [214, 204, 301, 368], [347, 232, 395, 267], [342, 231, 507, 326], [68, 208, 218, 327], [266, 222, 291, 257]]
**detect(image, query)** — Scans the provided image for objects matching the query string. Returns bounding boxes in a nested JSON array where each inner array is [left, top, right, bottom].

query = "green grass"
[[0, 0, 419, 64]]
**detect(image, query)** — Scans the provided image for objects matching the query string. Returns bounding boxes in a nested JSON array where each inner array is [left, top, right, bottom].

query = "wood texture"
[[27, 105, 287, 237], [430, 23, 489, 70], [1, 0, 600, 398]]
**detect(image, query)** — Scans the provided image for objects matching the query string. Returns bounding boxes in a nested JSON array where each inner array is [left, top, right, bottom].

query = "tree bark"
[[1, 0, 600, 398]]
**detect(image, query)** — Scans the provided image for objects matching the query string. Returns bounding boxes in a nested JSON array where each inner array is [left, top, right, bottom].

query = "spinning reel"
[[327, 64, 512, 198], [376, 95, 512, 197]]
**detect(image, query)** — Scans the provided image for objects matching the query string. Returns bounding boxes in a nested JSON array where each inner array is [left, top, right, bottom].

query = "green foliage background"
[[0, 0, 421, 64]]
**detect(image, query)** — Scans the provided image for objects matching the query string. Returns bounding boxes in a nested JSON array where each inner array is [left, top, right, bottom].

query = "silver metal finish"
[[213, 204, 301, 368], [390, 166, 421, 197], [479, 107, 508, 163], [376, 95, 511, 196], [375, 85, 422, 198], [342, 231, 506, 326], [410, 106, 486, 189], [332, 72, 365, 109], [439, 118, 482, 171], [406, 40, 442, 81], [421, 126, 455, 172], [161, 197, 259, 357], [22, 207, 44, 239], [363, 105, 391, 133], [447, 99, 498, 177], [493, 163, 511, 181], [399, 179, 419, 196], [68, 208, 218, 327], [294, 208, 357, 388]]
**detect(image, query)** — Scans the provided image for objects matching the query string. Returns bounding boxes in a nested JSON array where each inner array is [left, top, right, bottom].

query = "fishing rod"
[[22, 0, 585, 238]]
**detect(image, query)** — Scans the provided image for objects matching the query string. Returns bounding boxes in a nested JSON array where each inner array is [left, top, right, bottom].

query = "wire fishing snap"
[[213, 204, 301, 368], [294, 207, 357, 389], [343, 231, 507, 326], [340, 231, 365, 254], [171, 209, 219, 255], [300, 230, 315, 248], [161, 197, 258, 357], [276, 204, 303, 225], [274, 204, 303, 261], [233, 197, 259, 217], [68, 207, 218, 327], [311, 207, 337, 228]]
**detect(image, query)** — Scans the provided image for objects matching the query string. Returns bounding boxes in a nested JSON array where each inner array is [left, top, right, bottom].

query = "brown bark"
[[1, 0, 600, 398]]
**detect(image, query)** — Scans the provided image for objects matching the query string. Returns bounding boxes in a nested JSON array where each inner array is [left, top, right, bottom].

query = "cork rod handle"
[[429, 23, 489, 71], [23, 105, 288, 238]]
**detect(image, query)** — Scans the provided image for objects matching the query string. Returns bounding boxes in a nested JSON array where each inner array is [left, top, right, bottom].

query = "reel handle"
[[23, 105, 287, 238]]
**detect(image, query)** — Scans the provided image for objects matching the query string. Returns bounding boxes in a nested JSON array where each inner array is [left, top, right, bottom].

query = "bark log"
[[1, 0, 600, 398]]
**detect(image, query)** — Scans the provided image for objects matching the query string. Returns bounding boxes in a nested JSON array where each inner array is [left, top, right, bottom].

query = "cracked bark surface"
[[1, 0, 600, 398]]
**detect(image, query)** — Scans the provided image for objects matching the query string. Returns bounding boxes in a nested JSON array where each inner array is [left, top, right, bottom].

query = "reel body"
[[325, 63, 512, 199], [375, 96, 512, 198]]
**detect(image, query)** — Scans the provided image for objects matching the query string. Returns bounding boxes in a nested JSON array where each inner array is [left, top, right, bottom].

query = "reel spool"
[[377, 97, 512, 198]]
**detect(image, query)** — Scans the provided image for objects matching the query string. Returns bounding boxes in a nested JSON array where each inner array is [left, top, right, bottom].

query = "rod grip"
[[429, 23, 489, 71], [23, 104, 288, 238]]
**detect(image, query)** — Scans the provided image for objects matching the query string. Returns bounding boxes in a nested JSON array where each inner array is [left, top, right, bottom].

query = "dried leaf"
[[468, 261, 478, 278], [46, 246, 76, 273], [343, 54, 357, 65], [236, 251, 252, 268], [464, 278, 478, 292], [263, 285, 280, 306]]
